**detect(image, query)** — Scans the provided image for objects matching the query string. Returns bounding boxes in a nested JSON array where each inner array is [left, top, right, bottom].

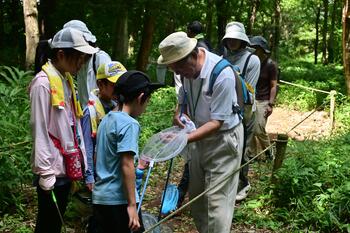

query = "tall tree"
[[272, 0, 281, 61], [38, 0, 57, 39], [315, 5, 321, 64], [112, 1, 129, 64], [206, 0, 214, 44], [215, 0, 229, 52], [328, 0, 339, 63], [136, 5, 155, 71], [322, 0, 329, 64], [0, 0, 3, 48], [342, 0, 350, 95], [247, 0, 260, 35], [23, 0, 39, 69]]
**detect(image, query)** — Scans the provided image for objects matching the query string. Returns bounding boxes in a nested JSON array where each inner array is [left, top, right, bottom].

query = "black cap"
[[115, 70, 163, 96], [250, 36, 271, 54], [187, 21, 203, 34]]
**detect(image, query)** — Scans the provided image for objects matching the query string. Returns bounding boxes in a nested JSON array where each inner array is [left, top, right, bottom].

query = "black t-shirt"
[[256, 58, 278, 100]]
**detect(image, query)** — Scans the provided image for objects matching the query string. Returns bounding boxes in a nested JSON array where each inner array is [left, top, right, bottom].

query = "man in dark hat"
[[250, 36, 278, 159]]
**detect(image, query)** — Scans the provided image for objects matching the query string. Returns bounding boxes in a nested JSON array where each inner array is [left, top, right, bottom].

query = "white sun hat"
[[157, 31, 197, 65], [222, 21, 250, 44], [63, 20, 97, 43]]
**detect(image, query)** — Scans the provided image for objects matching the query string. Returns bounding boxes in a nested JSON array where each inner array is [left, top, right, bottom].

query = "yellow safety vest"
[[42, 62, 83, 118]]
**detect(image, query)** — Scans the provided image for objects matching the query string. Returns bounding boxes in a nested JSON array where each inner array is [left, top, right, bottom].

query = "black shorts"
[[93, 204, 145, 233]]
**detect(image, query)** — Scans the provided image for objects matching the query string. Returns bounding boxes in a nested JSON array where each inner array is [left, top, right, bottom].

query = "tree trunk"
[[135, 8, 155, 72], [328, 0, 338, 63], [112, 9, 128, 64], [342, 0, 350, 96], [247, 0, 260, 35], [23, 0, 39, 70], [0, 0, 4, 48], [206, 0, 214, 45], [272, 0, 281, 61], [215, 0, 228, 52], [322, 0, 329, 64], [38, 0, 57, 39], [315, 6, 321, 64]]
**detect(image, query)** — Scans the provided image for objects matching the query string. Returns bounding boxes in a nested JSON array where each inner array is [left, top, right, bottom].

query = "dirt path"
[[266, 107, 331, 141]]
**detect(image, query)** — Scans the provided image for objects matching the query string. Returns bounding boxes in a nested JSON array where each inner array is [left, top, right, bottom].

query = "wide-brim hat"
[[157, 31, 197, 65], [49, 28, 98, 54], [63, 20, 97, 43], [250, 36, 271, 54], [96, 61, 127, 83], [222, 22, 250, 44]]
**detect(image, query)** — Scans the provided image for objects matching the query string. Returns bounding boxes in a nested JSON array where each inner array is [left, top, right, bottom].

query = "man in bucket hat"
[[250, 36, 278, 160], [222, 21, 261, 201], [158, 31, 244, 233]]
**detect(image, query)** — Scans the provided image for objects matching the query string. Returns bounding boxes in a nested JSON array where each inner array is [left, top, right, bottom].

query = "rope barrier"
[[279, 80, 331, 94], [144, 143, 275, 233], [286, 99, 329, 134]]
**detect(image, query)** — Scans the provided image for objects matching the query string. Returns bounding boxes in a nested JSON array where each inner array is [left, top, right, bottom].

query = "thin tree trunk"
[[328, 0, 338, 63], [322, 0, 329, 64], [0, 0, 3, 48], [136, 8, 155, 72], [315, 6, 321, 64], [112, 10, 128, 64], [215, 0, 228, 53], [206, 0, 214, 45], [272, 0, 281, 61], [23, 0, 39, 70], [342, 0, 350, 96], [247, 0, 260, 35], [38, 0, 57, 39]]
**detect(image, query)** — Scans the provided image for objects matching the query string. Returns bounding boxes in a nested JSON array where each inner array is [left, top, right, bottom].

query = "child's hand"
[[127, 204, 140, 231], [137, 159, 149, 170]]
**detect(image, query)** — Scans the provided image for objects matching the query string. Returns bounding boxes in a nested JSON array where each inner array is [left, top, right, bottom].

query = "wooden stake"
[[329, 90, 336, 134], [271, 134, 289, 184]]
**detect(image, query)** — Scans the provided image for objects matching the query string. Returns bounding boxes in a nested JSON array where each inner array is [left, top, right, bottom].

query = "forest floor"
[[5, 106, 332, 233]]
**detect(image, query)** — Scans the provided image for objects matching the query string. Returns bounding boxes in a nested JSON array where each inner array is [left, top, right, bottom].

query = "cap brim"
[[74, 45, 98, 54], [106, 73, 125, 83], [157, 38, 197, 65], [148, 83, 164, 92]]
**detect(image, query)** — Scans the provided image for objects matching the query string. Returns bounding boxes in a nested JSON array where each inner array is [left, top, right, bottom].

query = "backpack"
[[207, 54, 254, 117]]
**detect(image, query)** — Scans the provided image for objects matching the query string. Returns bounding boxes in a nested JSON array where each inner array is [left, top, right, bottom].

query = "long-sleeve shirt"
[[29, 70, 87, 191]]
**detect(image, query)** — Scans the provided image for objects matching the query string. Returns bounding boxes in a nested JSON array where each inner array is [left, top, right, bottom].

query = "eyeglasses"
[[167, 54, 192, 73]]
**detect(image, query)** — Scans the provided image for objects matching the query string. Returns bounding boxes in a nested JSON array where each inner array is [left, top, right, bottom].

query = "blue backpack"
[[207, 55, 254, 117]]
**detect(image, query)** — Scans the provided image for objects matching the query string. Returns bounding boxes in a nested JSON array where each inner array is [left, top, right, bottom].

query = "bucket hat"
[[63, 20, 97, 43], [222, 22, 250, 44], [157, 32, 197, 65], [49, 28, 98, 54], [250, 36, 271, 54], [96, 61, 127, 83]]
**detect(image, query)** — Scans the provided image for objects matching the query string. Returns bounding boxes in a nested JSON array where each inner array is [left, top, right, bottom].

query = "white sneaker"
[[236, 183, 251, 201]]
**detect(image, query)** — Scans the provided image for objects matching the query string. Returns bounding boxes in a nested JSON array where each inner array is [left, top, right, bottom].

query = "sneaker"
[[236, 183, 251, 201]]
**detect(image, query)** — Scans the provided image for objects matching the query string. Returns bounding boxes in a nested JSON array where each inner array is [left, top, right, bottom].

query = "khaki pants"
[[251, 100, 271, 155], [188, 123, 244, 233]]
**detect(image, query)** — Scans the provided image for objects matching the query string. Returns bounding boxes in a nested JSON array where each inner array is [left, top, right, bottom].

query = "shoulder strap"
[[92, 53, 97, 76], [207, 59, 233, 96], [242, 53, 253, 78]]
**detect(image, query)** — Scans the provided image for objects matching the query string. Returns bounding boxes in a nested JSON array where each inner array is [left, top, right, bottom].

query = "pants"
[[177, 162, 190, 204], [239, 106, 256, 187], [188, 123, 244, 233], [34, 182, 71, 233], [93, 204, 145, 233], [251, 100, 271, 155]]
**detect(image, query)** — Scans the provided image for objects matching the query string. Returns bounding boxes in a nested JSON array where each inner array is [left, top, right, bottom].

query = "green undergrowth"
[[277, 54, 345, 111]]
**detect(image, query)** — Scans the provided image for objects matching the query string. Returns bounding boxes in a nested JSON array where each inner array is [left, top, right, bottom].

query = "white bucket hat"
[[63, 20, 97, 43], [157, 32, 197, 65], [49, 28, 98, 54], [222, 22, 250, 44]]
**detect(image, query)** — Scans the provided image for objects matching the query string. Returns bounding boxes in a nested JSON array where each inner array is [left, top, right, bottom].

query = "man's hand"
[[265, 105, 273, 118], [173, 113, 189, 128], [127, 204, 140, 231]]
